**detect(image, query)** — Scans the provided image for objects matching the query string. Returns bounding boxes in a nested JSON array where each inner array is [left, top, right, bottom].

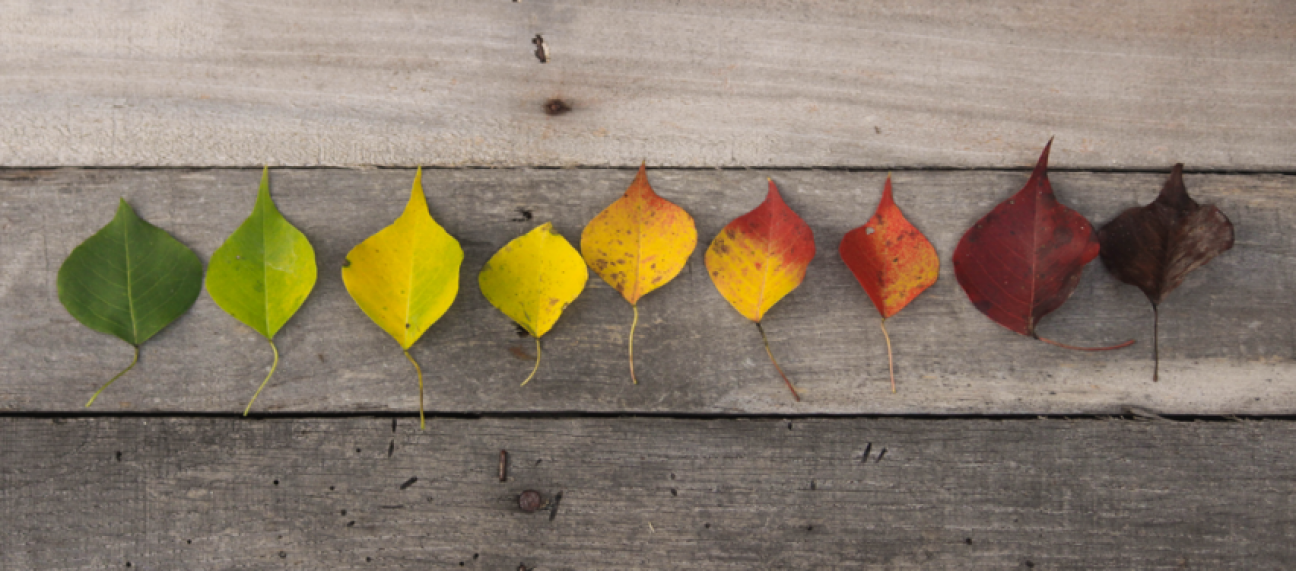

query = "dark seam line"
[[2, 166, 1295, 175], [2, 410, 1288, 423]]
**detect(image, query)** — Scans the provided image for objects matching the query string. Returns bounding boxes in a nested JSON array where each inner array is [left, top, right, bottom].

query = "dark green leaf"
[[57, 199, 203, 405]]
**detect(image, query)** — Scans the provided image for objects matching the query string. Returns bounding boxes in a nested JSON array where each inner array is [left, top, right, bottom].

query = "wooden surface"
[[3, 416, 1294, 569], [2, 0, 1294, 169], [3, 167, 1291, 415], [5, 2, 1294, 565]]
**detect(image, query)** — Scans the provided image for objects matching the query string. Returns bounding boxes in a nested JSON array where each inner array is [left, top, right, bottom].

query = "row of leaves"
[[57, 140, 1234, 424]]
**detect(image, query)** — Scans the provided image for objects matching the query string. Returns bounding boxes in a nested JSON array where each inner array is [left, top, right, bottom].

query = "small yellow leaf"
[[480, 223, 588, 339], [480, 223, 587, 386]]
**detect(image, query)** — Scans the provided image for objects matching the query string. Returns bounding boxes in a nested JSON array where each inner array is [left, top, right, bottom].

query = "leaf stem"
[[879, 318, 896, 393], [243, 339, 280, 416], [1152, 303, 1160, 383], [521, 336, 541, 387], [756, 322, 800, 402], [404, 350, 425, 430], [1037, 336, 1135, 352], [629, 304, 639, 385], [86, 345, 139, 408]]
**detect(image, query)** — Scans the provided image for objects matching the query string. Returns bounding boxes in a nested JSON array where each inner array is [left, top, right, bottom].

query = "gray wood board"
[[2, 416, 1294, 569], [2, 0, 1294, 169], [2, 168, 1292, 414]]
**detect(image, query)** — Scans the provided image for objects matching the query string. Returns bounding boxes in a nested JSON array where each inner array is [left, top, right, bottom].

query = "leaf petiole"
[[521, 336, 542, 387], [629, 304, 639, 385], [243, 339, 280, 416], [404, 350, 426, 430], [1152, 303, 1160, 383], [1037, 336, 1135, 352], [879, 318, 896, 393], [757, 322, 800, 402], [86, 345, 139, 408]]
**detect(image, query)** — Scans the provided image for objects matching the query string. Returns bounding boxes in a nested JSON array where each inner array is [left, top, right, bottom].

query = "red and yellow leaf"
[[706, 179, 815, 401], [706, 179, 815, 322], [839, 174, 938, 391]]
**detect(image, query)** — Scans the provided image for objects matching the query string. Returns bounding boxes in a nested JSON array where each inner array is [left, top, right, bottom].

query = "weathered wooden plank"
[[2, 168, 1290, 414], [1, 0, 1293, 169], [2, 417, 1293, 569]]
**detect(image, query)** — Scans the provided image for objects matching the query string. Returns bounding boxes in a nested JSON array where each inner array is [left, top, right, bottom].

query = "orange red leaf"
[[839, 175, 938, 319], [839, 174, 938, 392]]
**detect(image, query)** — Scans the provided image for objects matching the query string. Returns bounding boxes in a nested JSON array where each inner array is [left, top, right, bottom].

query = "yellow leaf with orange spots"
[[580, 163, 697, 384]]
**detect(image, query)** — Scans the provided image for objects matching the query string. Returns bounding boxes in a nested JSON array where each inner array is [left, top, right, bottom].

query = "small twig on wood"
[[499, 450, 508, 482], [549, 491, 564, 521], [532, 35, 549, 63]]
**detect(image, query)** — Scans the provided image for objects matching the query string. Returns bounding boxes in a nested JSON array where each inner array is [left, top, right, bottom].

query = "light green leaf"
[[57, 199, 204, 407], [342, 167, 463, 429], [206, 167, 317, 415]]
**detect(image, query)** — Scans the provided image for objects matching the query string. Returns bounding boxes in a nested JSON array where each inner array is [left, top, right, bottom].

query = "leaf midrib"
[[1029, 188, 1040, 335], [261, 194, 272, 338], [403, 215, 419, 348], [758, 203, 780, 322], [631, 198, 644, 303], [123, 213, 139, 345]]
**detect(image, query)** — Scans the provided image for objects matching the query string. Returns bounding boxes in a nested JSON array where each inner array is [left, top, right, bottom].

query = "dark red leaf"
[[953, 139, 1133, 351], [1097, 163, 1234, 380]]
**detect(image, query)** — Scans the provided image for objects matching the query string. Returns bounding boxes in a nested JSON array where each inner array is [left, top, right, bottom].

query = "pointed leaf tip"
[[1032, 139, 1053, 181], [405, 167, 429, 216], [879, 175, 895, 207]]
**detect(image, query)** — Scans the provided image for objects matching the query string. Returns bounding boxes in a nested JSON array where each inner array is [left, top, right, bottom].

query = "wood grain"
[[3, 168, 1291, 414], [2, 416, 1294, 569], [1, 0, 1293, 168]]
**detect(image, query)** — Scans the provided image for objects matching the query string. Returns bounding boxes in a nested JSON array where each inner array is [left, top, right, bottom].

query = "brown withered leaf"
[[1097, 163, 1234, 381]]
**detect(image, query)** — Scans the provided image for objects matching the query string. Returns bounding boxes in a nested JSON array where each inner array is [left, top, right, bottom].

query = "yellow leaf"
[[580, 163, 697, 384], [581, 163, 697, 305], [479, 223, 588, 385], [341, 168, 463, 428]]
